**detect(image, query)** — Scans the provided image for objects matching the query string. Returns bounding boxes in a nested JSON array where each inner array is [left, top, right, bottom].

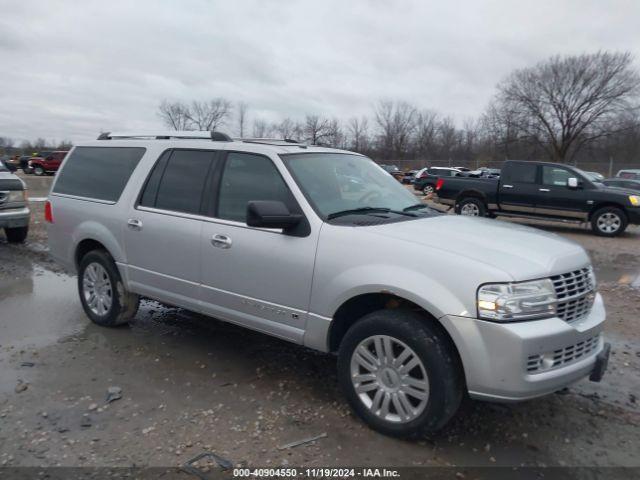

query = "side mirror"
[[247, 201, 302, 230], [567, 177, 579, 188]]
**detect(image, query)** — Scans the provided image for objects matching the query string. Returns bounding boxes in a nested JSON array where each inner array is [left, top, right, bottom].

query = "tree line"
[[3, 52, 639, 170], [157, 51, 640, 169]]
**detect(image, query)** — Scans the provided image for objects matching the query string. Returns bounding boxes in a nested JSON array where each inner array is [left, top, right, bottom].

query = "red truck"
[[27, 151, 68, 175]]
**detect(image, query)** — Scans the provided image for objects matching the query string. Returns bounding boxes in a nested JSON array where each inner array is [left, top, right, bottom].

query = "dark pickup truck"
[[434, 160, 640, 236]]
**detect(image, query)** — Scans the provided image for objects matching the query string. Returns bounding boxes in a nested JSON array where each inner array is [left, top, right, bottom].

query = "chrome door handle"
[[539, 188, 550, 192], [211, 234, 232, 249], [127, 218, 143, 230], [502, 184, 513, 189]]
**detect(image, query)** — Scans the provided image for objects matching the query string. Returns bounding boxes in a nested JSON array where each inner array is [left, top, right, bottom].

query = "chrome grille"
[[551, 267, 595, 324], [526, 334, 601, 373]]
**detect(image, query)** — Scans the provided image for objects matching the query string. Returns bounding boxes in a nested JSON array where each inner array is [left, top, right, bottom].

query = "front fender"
[[315, 264, 473, 320]]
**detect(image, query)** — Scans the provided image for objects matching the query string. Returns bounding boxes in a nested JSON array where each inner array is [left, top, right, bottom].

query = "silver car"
[[0, 162, 30, 242], [47, 131, 609, 437]]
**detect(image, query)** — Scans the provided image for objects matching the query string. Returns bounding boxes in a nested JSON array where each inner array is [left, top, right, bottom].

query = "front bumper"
[[0, 206, 30, 228], [440, 292, 607, 402], [627, 207, 640, 225]]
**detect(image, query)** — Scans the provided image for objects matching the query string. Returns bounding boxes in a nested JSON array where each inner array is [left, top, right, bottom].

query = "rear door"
[[535, 165, 588, 219], [498, 162, 539, 213], [123, 149, 219, 309]]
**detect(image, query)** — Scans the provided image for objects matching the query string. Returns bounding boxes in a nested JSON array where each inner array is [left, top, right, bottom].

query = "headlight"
[[630, 195, 640, 207], [477, 278, 556, 321], [7, 190, 26, 202]]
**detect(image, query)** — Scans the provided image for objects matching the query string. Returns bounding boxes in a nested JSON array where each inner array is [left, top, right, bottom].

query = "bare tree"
[[347, 116, 369, 152], [304, 115, 331, 145], [414, 110, 439, 160], [494, 51, 640, 162], [187, 99, 232, 131], [272, 117, 298, 139], [374, 100, 417, 159], [158, 100, 191, 130], [252, 118, 269, 137], [237, 101, 248, 138]]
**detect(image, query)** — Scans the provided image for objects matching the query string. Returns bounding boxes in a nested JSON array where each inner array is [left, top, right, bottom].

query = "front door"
[[199, 152, 318, 343], [535, 165, 588, 219], [123, 149, 218, 308]]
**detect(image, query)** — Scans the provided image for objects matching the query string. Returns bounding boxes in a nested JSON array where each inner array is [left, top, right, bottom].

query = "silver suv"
[[47, 131, 610, 437]]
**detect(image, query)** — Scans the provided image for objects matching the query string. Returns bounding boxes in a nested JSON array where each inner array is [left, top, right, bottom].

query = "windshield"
[[281, 153, 423, 219]]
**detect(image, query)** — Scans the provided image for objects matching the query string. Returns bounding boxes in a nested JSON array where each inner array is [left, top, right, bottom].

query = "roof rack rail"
[[241, 138, 307, 148], [97, 131, 233, 141]]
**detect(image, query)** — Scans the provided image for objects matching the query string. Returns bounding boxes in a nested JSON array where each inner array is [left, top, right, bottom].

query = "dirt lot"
[[0, 174, 639, 472]]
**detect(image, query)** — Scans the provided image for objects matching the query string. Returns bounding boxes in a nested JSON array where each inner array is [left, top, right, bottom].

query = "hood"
[[366, 215, 590, 281], [598, 184, 640, 195], [0, 171, 25, 189]]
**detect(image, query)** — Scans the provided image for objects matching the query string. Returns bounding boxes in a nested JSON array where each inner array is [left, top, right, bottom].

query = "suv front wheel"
[[337, 309, 464, 438], [78, 250, 140, 326]]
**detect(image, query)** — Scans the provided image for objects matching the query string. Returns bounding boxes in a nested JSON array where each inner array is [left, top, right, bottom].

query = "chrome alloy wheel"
[[423, 185, 434, 195], [460, 202, 480, 216], [350, 335, 430, 423], [82, 262, 113, 316], [597, 212, 621, 234]]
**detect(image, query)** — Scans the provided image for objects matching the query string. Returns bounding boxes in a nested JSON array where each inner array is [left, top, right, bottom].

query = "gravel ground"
[[0, 174, 639, 471]]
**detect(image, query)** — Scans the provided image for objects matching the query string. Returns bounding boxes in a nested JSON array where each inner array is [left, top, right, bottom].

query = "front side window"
[[53, 147, 145, 202], [217, 152, 295, 223], [542, 166, 572, 186], [282, 153, 420, 219]]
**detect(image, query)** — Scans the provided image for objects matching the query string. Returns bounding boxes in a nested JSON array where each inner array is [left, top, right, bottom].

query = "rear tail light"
[[436, 178, 444, 191], [44, 200, 54, 223]]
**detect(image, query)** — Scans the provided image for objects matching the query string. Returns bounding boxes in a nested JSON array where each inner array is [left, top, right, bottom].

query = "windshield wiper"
[[327, 207, 417, 220], [403, 203, 429, 212]]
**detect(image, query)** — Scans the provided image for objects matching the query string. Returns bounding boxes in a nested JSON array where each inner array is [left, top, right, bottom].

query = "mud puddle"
[[594, 265, 640, 288]]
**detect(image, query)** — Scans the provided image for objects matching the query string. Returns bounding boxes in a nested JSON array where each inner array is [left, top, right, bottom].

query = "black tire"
[[337, 310, 464, 438], [77, 250, 139, 327], [590, 207, 627, 237], [5, 226, 28, 243], [455, 197, 486, 217], [34, 165, 45, 176], [422, 184, 435, 195]]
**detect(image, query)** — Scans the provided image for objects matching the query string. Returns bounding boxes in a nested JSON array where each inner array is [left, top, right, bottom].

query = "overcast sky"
[[1, 0, 639, 143]]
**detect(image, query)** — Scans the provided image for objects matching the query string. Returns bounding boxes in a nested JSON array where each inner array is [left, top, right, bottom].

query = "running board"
[[492, 211, 585, 224]]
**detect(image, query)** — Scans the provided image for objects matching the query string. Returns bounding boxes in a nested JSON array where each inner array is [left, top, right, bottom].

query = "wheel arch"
[[588, 202, 628, 221], [455, 190, 488, 206], [327, 292, 464, 375]]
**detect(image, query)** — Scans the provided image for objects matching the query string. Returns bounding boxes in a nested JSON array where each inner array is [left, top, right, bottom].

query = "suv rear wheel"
[[78, 250, 139, 326], [5, 226, 28, 243], [33, 165, 45, 176], [422, 184, 434, 195], [591, 207, 627, 237], [337, 310, 464, 438]]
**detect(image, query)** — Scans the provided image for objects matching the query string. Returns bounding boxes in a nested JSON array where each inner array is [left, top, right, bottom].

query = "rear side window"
[[139, 149, 215, 215], [53, 147, 145, 202], [217, 153, 294, 222], [503, 163, 537, 184]]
